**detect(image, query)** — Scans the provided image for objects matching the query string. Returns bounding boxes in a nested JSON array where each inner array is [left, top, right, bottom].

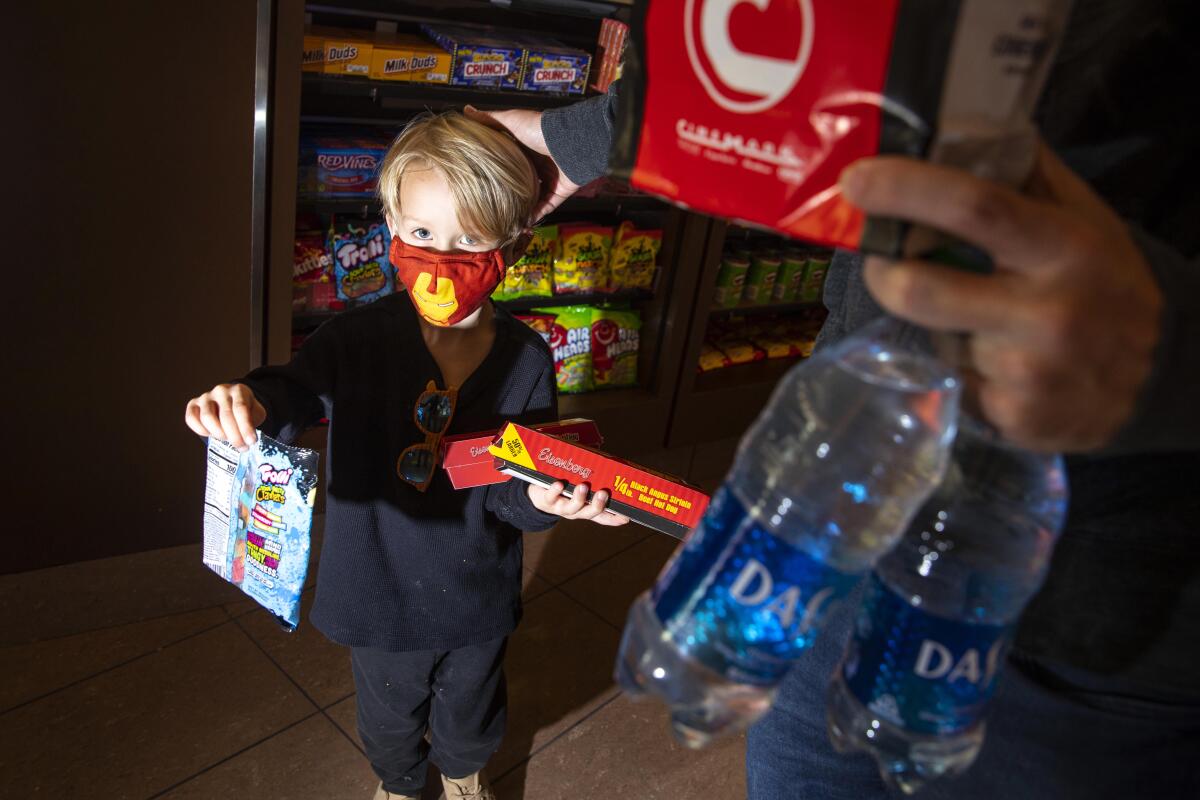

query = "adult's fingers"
[[862, 256, 1028, 334], [840, 157, 1074, 271]]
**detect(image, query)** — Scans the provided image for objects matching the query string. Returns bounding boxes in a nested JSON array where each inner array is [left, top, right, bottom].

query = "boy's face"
[[392, 166, 501, 326]]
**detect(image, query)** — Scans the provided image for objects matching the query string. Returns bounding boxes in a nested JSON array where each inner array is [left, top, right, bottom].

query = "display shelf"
[[708, 301, 822, 318], [295, 191, 666, 218], [666, 218, 826, 447], [693, 357, 801, 394], [500, 289, 652, 312], [293, 289, 654, 331], [300, 73, 581, 121], [270, 2, 713, 457]]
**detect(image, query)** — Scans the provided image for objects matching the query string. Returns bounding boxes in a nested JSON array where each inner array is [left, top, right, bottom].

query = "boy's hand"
[[185, 383, 267, 452], [527, 482, 630, 526]]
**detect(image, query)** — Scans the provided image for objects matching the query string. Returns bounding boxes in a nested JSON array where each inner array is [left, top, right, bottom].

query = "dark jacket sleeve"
[[486, 362, 561, 532], [237, 320, 340, 445], [1107, 227, 1200, 453], [541, 82, 619, 186]]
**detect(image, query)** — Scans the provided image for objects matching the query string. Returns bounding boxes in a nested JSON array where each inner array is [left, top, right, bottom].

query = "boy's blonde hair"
[[378, 111, 538, 246]]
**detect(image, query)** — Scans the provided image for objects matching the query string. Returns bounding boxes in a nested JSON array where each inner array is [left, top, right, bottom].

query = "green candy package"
[[510, 225, 557, 298], [537, 305, 594, 393], [591, 308, 640, 388], [555, 225, 612, 294]]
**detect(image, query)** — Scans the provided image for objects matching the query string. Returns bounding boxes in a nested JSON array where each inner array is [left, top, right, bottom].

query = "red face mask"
[[389, 237, 506, 327]]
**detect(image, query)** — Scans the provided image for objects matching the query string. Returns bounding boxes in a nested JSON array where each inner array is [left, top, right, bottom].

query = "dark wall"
[[3, 2, 258, 572]]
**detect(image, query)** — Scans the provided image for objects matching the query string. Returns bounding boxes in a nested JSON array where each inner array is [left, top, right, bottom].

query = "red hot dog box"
[[441, 419, 602, 490], [488, 423, 709, 539], [610, 0, 1070, 256]]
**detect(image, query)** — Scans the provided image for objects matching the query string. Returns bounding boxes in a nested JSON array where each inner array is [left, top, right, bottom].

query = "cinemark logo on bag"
[[684, 0, 814, 114]]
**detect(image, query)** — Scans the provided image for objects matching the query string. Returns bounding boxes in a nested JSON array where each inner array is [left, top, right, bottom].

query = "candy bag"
[[293, 231, 335, 313], [329, 217, 393, 304], [591, 308, 640, 388], [510, 225, 557, 298], [611, 0, 1070, 259], [555, 225, 612, 294], [516, 313, 556, 346], [536, 305, 594, 393], [203, 433, 319, 630], [698, 342, 731, 372], [609, 223, 661, 291]]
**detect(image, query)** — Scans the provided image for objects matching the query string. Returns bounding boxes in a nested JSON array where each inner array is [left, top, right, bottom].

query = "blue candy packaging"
[[330, 217, 393, 305], [203, 433, 319, 630]]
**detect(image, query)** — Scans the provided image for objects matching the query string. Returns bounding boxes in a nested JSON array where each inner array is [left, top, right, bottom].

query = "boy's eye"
[[412, 228, 432, 240], [460, 235, 478, 246]]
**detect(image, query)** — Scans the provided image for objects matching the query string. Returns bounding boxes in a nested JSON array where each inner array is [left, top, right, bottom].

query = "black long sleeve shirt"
[[241, 295, 560, 651]]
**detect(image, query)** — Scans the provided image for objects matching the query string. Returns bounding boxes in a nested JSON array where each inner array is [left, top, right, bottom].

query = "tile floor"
[[0, 515, 746, 800]]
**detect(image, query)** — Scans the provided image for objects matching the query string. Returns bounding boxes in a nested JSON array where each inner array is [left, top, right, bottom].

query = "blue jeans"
[[746, 586, 1200, 799]]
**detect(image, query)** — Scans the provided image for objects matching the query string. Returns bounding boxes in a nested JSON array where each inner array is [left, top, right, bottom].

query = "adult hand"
[[527, 481, 631, 526], [840, 144, 1162, 452], [185, 383, 267, 452], [464, 105, 581, 221]]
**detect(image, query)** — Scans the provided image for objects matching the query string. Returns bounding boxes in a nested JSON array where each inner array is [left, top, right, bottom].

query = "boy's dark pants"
[[352, 637, 508, 795]]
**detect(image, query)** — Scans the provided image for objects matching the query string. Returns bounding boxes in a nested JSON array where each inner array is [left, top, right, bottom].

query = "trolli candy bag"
[[203, 433, 319, 630], [330, 217, 394, 304], [611, 0, 1071, 260]]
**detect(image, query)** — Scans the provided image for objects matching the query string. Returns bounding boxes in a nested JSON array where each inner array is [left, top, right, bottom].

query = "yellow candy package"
[[609, 222, 661, 291], [507, 225, 557, 298], [555, 225, 612, 294]]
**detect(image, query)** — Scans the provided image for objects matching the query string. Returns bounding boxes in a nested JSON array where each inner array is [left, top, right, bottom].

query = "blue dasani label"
[[843, 573, 1011, 735], [651, 487, 860, 685]]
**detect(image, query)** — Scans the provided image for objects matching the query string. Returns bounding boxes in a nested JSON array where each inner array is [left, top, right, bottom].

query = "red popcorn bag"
[[610, 0, 1070, 261]]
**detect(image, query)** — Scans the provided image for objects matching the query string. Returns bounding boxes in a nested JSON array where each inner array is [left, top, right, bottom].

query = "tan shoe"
[[373, 782, 420, 800], [440, 770, 496, 799]]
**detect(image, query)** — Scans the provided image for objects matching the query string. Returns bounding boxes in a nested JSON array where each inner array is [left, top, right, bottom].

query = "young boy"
[[184, 111, 628, 800]]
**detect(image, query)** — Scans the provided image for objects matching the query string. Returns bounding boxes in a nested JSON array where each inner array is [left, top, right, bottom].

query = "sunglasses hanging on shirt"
[[397, 380, 458, 492]]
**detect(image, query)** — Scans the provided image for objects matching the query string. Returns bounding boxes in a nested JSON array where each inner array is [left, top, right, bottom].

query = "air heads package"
[[611, 0, 1071, 258], [202, 433, 319, 630]]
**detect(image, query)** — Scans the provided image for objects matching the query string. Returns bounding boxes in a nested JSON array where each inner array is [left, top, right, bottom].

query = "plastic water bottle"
[[616, 319, 961, 747], [826, 421, 1068, 793]]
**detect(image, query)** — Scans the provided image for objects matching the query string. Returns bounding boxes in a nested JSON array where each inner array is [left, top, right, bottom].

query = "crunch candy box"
[[490, 423, 709, 539], [203, 433, 318, 630], [421, 23, 524, 89], [515, 33, 592, 95]]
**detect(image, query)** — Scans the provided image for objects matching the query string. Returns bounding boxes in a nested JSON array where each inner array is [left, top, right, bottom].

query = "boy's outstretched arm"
[[183, 319, 340, 450]]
